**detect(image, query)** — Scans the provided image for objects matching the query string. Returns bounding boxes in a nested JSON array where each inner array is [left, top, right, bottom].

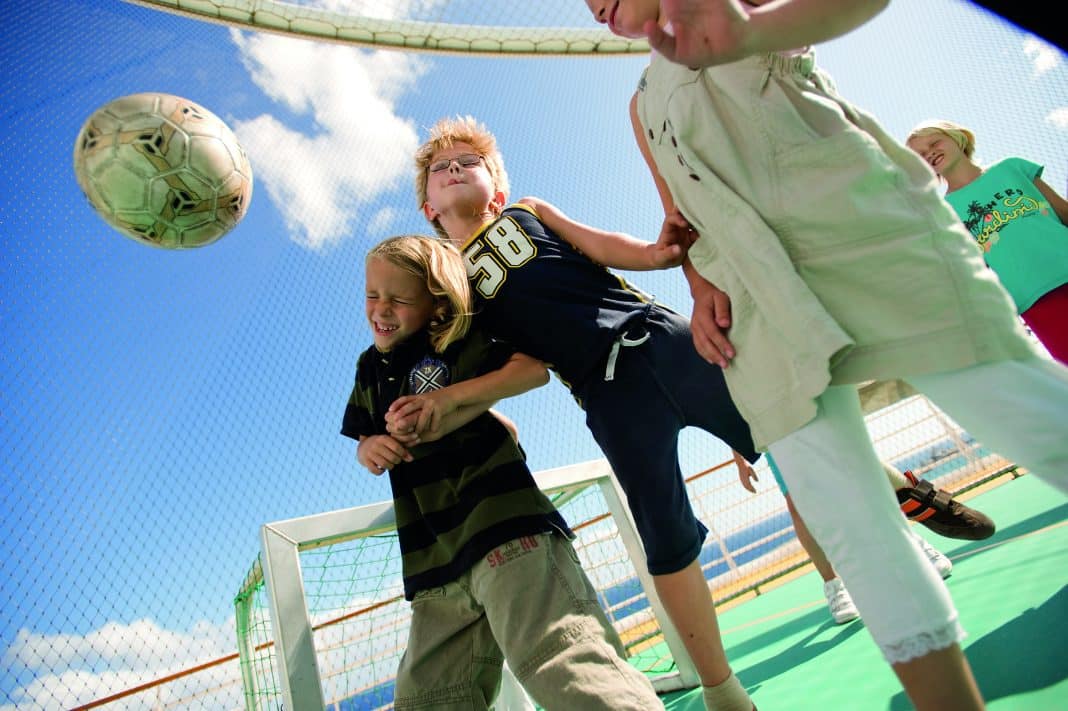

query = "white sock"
[[882, 461, 910, 490], [702, 671, 753, 711]]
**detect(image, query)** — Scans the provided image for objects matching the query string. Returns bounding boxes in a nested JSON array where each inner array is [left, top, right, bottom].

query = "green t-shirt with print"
[[945, 157, 1068, 312]]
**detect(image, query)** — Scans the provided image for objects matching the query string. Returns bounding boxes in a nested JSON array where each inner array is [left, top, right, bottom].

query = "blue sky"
[[1, 0, 1065, 707]]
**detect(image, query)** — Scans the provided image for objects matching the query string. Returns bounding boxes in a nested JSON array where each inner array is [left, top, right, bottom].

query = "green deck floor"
[[654, 473, 1068, 710]]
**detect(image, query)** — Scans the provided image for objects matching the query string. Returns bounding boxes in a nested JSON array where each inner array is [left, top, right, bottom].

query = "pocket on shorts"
[[563, 537, 581, 565], [548, 536, 599, 605]]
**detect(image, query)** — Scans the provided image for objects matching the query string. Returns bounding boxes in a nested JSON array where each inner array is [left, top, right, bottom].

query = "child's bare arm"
[[386, 353, 548, 443], [683, 262, 736, 368], [648, 0, 889, 68], [734, 450, 759, 493], [387, 401, 492, 445], [518, 196, 690, 270], [630, 92, 736, 367]]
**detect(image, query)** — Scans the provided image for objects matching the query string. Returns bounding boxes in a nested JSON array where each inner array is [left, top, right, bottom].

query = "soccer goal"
[[233, 458, 710, 710], [127, 0, 649, 55], [233, 385, 1016, 710]]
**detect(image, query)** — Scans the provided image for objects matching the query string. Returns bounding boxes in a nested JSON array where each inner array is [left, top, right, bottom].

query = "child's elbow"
[[533, 366, 550, 387]]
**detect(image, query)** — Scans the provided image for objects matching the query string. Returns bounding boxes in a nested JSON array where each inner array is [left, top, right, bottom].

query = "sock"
[[702, 671, 753, 711]]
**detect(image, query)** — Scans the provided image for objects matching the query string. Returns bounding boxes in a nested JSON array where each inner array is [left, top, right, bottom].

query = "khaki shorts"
[[394, 532, 661, 710]]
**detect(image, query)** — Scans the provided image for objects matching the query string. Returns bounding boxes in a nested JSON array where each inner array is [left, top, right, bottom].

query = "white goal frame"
[[255, 458, 699, 710]]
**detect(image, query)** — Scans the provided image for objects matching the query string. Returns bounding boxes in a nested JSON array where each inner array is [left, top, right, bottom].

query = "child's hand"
[[649, 209, 698, 269], [689, 274, 735, 368], [647, 0, 750, 67], [385, 399, 424, 445], [387, 390, 459, 441], [733, 450, 758, 493], [357, 434, 412, 475]]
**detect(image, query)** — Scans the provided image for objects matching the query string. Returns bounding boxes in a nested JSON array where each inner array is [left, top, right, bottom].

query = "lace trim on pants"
[[879, 618, 965, 664]]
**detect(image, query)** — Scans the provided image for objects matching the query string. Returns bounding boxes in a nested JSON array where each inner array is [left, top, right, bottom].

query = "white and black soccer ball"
[[73, 92, 253, 249]]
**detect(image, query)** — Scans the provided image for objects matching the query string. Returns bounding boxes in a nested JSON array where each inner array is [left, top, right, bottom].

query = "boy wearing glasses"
[[399, 114, 765, 707]]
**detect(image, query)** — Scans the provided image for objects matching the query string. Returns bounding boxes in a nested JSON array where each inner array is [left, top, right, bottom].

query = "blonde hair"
[[907, 119, 977, 159], [366, 235, 473, 353], [414, 115, 510, 238]]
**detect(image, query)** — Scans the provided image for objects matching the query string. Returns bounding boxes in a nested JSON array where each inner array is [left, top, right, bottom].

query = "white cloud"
[[1, 618, 243, 710], [1023, 37, 1061, 77], [229, 29, 430, 250], [0, 596, 406, 710], [368, 205, 401, 236], [1046, 107, 1068, 129]]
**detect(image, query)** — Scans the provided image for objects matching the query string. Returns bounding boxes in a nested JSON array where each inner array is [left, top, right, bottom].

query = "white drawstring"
[[604, 329, 651, 381]]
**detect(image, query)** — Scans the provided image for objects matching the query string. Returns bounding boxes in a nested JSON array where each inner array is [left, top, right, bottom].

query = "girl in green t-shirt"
[[907, 119, 1068, 364]]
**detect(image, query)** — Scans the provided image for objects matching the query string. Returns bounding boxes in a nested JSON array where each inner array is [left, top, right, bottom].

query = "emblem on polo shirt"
[[409, 356, 450, 393]]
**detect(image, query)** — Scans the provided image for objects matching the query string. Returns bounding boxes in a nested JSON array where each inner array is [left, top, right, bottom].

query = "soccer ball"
[[73, 92, 253, 249]]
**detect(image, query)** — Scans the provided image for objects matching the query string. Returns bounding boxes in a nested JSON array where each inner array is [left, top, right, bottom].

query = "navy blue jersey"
[[456, 206, 761, 575], [460, 204, 655, 389]]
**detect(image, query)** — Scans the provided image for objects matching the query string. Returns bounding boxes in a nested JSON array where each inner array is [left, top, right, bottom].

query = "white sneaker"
[[823, 577, 860, 624], [913, 533, 953, 579]]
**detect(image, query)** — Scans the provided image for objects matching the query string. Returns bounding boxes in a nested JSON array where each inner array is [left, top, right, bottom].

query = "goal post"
[[234, 457, 722, 710], [259, 501, 395, 709], [125, 0, 650, 55]]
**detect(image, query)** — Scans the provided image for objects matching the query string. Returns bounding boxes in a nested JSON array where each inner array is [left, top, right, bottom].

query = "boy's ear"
[[422, 201, 439, 222], [491, 190, 506, 212]]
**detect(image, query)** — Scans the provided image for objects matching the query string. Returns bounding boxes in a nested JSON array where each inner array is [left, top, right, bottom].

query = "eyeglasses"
[[428, 153, 485, 174]]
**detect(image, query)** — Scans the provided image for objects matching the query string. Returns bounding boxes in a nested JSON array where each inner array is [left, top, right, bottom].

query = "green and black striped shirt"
[[341, 328, 572, 599]]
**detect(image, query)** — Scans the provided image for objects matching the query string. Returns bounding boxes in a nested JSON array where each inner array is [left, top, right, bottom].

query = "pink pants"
[[1022, 281, 1068, 365]]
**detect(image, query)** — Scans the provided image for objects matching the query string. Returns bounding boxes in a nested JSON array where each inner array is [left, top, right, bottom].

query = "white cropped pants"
[[768, 357, 1068, 663]]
